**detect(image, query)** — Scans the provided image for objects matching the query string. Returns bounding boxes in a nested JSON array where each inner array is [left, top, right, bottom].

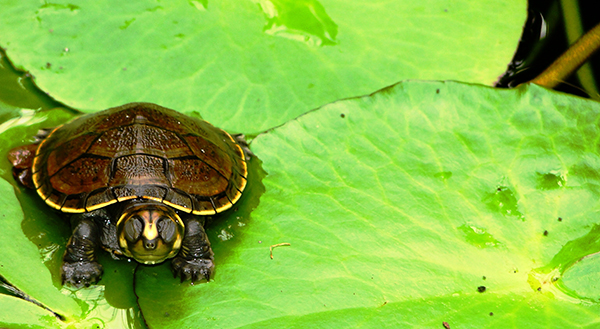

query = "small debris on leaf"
[[270, 243, 291, 259], [443, 321, 450, 329]]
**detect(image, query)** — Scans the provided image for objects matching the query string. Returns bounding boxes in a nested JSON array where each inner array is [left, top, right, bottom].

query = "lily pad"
[[134, 81, 600, 328], [0, 293, 63, 329], [0, 105, 144, 328], [0, 173, 81, 320], [0, 0, 526, 133]]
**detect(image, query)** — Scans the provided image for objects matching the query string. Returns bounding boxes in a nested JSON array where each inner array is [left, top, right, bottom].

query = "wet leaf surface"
[[4, 81, 600, 327], [0, 104, 144, 328]]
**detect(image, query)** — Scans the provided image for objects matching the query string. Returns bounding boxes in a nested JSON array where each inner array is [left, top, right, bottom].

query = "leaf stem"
[[559, 0, 599, 100], [531, 21, 600, 92]]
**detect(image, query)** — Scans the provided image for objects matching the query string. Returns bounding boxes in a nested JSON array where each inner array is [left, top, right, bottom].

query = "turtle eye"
[[124, 217, 143, 242], [157, 218, 177, 243]]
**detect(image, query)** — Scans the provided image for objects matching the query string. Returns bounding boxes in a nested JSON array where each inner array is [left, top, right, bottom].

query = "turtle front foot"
[[61, 261, 103, 288], [171, 257, 214, 283]]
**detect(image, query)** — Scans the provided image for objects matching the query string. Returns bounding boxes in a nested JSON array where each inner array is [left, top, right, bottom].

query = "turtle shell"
[[31, 103, 247, 215]]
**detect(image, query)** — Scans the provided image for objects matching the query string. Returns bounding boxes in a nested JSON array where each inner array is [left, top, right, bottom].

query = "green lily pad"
[[0, 294, 62, 329], [135, 81, 600, 328], [0, 0, 526, 133], [0, 178, 81, 320], [0, 105, 144, 328]]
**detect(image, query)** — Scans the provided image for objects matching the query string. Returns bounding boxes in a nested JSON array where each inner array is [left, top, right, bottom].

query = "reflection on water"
[[0, 109, 48, 135], [62, 283, 144, 329], [252, 0, 338, 47], [189, 0, 208, 10]]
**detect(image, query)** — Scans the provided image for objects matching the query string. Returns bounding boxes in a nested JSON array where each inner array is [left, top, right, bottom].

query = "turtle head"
[[117, 203, 185, 264]]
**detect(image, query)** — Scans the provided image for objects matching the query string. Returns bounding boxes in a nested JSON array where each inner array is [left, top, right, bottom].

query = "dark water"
[[496, 0, 600, 98]]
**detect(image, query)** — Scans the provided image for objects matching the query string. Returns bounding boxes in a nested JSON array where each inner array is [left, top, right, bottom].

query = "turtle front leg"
[[62, 212, 104, 288], [171, 216, 214, 283]]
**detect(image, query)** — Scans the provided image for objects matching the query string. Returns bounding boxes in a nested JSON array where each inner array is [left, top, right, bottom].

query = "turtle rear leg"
[[7, 144, 38, 189], [234, 133, 255, 160], [62, 210, 106, 288], [7, 128, 53, 189], [171, 216, 214, 283]]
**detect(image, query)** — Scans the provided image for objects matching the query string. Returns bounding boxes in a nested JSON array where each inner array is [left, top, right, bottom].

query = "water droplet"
[[458, 225, 501, 248], [537, 172, 566, 190], [484, 185, 523, 219], [253, 0, 338, 47], [434, 171, 452, 180]]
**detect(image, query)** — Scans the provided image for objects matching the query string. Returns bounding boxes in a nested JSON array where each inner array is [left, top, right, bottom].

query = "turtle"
[[7, 102, 249, 287]]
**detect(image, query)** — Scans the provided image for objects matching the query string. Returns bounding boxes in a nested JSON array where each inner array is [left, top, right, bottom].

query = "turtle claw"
[[171, 257, 214, 284], [61, 261, 103, 288]]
